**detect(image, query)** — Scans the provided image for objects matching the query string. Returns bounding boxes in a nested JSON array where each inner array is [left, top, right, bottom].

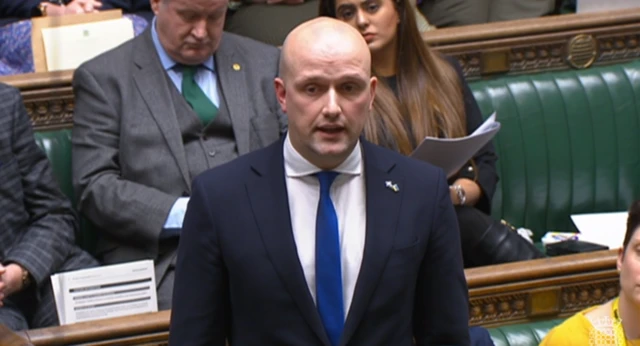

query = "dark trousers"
[[0, 279, 57, 331], [456, 206, 544, 268]]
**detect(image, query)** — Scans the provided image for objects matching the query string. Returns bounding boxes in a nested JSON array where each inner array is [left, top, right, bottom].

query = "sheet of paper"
[[577, 0, 640, 13], [410, 112, 500, 177], [50, 260, 157, 325], [41, 18, 134, 72], [570, 211, 628, 250]]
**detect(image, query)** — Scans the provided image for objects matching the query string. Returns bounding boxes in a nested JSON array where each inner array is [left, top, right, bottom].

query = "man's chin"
[[179, 49, 215, 65], [315, 143, 355, 159]]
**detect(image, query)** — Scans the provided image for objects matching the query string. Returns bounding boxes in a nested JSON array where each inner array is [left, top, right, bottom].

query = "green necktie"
[[181, 65, 218, 127]]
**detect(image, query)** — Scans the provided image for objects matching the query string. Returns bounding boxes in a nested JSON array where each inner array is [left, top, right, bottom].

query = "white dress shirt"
[[284, 134, 366, 317]]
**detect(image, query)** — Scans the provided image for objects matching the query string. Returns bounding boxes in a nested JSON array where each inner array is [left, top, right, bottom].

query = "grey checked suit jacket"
[[72, 29, 286, 271], [0, 83, 97, 327]]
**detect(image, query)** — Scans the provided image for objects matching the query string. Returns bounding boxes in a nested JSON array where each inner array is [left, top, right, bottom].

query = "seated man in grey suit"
[[0, 83, 98, 331], [72, 0, 287, 310]]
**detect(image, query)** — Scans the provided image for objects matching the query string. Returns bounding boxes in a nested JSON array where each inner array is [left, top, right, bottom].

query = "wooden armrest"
[[23, 310, 170, 346], [422, 7, 640, 46], [465, 249, 618, 288], [465, 249, 619, 326], [0, 324, 32, 346]]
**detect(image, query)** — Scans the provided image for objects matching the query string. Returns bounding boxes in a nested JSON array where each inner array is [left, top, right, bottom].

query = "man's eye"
[[342, 83, 360, 93], [180, 12, 198, 22]]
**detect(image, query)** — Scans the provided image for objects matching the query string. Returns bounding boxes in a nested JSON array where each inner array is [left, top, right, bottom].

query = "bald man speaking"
[[168, 18, 470, 346]]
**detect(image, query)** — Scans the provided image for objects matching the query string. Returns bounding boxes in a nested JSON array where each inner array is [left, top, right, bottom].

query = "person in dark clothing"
[[319, 0, 544, 267]]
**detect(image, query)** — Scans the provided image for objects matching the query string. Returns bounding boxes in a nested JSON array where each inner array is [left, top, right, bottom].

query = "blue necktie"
[[315, 171, 344, 346]]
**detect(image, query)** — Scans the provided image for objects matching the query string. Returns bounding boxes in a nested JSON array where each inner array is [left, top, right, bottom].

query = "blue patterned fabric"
[[0, 14, 148, 76]]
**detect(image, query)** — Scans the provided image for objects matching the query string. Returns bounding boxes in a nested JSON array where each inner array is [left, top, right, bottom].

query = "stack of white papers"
[[577, 0, 640, 13], [51, 260, 158, 325], [41, 18, 134, 72], [410, 112, 500, 177], [570, 212, 628, 250]]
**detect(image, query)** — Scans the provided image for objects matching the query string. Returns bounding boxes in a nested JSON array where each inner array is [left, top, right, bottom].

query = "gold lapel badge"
[[385, 181, 399, 193], [232, 63, 241, 71]]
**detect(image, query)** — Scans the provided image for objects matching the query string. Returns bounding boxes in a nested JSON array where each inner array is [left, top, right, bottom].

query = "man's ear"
[[274, 78, 287, 113], [150, 0, 162, 16], [368, 76, 378, 110]]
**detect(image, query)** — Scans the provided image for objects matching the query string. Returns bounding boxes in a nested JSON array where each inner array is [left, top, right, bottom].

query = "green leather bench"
[[29, 60, 640, 345], [487, 319, 563, 346], [471, 59, 640, 242], [34, 129, 96, 254]]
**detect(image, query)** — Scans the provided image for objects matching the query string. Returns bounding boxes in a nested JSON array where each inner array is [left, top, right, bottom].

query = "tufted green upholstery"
[[487, 319, 563, 346], [34, 129, 96, 254], [470, 60, 640, 241], [34, 129, 73, 204]]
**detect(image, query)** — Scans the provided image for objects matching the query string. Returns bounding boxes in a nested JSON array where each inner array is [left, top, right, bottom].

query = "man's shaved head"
[[279, 17, 372, 81], [274, 17, 377, 170]]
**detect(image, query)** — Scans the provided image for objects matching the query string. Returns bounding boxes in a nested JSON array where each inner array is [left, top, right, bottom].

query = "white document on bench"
[[51, 260, 158, 325], [577, 0, 640, 13], [410, 112, 500, 178], [570, 211, 628, 250], [41, 17, 134, 72]]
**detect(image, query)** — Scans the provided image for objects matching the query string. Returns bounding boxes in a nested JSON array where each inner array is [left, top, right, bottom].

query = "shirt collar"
[[151, 17, 215, 72], [284, 133, 362, 178]]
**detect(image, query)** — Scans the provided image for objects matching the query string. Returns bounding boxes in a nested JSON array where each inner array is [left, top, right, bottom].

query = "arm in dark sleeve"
[[413, 170, 470, 346], [0, 0, 41, 19], [4, 87, 78, 287], [169, 177, 228, 346], [446, 56, 499, 214]]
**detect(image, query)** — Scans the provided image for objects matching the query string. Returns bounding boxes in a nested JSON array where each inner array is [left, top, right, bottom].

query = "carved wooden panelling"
[[560, 281, 620, 313], [469, 293, 528, 325], [468, 276, 619, 326], [25, 98, 74, 130]]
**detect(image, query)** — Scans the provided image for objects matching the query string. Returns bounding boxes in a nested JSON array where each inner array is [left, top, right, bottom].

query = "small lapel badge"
[[232, 63, 241, 71], [385, 180, 399, 193]]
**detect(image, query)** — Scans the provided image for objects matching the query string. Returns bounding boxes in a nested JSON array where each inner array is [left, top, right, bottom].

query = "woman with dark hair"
[[541, 200, 640, 344], [319, 0, 543, 267]]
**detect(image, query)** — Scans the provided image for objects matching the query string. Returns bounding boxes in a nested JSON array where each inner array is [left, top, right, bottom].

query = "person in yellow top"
[[541, 200, 640, 346]]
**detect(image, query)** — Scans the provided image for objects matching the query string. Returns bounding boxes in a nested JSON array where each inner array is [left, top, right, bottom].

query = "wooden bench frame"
[[2, 250, 614, 345], [424, 8, 640, 80], [1, 8, 639, 130]]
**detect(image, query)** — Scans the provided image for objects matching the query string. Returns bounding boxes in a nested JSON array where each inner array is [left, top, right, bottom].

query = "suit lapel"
[[131, 30, 191, 190], [215, 34, 252, 156], [340, 142, 404, 346], [246, 141, 331, 346]]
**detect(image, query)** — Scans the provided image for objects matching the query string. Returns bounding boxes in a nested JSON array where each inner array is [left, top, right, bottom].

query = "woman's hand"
[[46, 0, 102, 16], [450, 178, 482, 206]]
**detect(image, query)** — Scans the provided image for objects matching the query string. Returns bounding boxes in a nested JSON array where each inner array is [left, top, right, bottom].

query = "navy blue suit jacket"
[[169, 139, 470, 346]]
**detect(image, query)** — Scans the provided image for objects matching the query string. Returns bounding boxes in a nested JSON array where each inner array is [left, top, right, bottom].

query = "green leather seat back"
[[34, 129, 74, 204], [488, 319, 563, 346], [470, 60, 640, 241], [34, 129, 96, 254]]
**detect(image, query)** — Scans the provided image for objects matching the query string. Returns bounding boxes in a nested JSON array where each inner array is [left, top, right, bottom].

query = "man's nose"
[[323, 89, 341, 117], [191, 20, 207, 39]]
